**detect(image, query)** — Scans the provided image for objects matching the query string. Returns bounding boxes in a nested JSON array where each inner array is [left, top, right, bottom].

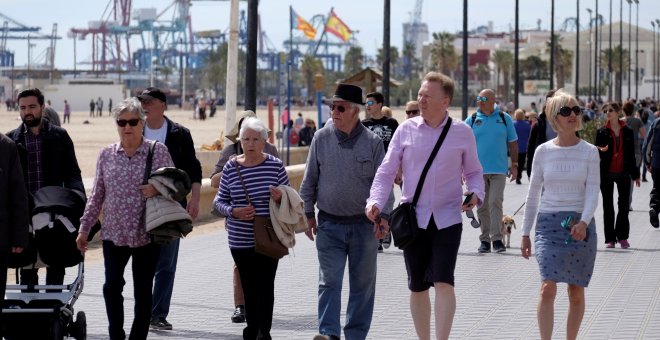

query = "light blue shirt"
[[465, 108, 518, 174]]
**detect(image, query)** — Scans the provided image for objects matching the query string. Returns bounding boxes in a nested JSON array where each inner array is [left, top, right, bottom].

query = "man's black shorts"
[[402, 219, 462, 292]]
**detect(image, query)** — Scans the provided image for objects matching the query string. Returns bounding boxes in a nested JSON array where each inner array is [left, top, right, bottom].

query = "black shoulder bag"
[[390, 117, 452, 250]]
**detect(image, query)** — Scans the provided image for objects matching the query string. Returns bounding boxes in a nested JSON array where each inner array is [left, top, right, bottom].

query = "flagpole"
[[313, 8, 333, 56], [286, 6, 293, 166]]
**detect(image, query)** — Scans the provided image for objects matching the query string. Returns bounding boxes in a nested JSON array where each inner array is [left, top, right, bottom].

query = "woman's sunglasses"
[[405, 110, 419, 116], [557, 106, 582, 117], [466, 209, 480, 228], [116, 118, 141, 127], [330, 104, 347, 113]]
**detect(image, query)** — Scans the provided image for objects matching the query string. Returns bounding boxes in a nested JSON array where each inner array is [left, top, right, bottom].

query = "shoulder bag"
[[390, 117, 452, 250], [234, 161, 288, 259]]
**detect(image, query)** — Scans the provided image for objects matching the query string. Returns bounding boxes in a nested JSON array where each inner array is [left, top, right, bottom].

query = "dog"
[[501, 215, 517, 248]]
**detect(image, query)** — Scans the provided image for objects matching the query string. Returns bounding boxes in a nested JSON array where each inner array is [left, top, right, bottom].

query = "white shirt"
[[522, 139, 600, 236], [144, 120, 169, 144]]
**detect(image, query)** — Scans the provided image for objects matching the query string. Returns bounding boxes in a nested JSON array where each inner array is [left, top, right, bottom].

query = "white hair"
[[239, 117, 268, 140], [112, 97, 145, 121]]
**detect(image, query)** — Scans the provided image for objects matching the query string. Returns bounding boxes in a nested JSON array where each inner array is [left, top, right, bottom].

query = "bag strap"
[[233, 160, 252, 205], [411, 117, 452, 206], [142, 141, 156, 185]]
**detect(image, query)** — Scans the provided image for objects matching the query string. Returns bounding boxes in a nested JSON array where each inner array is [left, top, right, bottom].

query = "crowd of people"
[[2, 78, 660, 340]]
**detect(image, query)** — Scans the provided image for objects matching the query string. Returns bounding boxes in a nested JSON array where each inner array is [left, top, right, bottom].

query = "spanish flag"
[[325, 10, 352, 42], [290, 7, 317, 40]]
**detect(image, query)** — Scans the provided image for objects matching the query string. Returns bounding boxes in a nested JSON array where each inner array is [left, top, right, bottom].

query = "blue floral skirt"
[[534, 211, 597, 287]]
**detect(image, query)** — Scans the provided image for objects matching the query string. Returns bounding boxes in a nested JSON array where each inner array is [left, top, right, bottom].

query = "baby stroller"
[[1, 186, 87, 339]]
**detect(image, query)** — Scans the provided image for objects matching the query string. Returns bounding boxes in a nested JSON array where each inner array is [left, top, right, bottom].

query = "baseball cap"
[[137, 87, 167, 103]]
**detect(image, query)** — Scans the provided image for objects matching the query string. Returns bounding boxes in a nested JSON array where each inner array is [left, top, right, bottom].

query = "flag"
[[290, 8, 317, 40], [325, 10, 352, 42]]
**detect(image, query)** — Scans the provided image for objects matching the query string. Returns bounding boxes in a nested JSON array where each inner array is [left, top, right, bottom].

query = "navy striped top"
[[214, 154, 289, 249]]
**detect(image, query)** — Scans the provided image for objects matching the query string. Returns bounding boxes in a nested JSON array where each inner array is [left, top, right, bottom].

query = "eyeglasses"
[[116, 119, 141, 127], [330, 104, 347, 113], [476, 96, 489, 102], [466, 209, 480, 228], [557, 106, 582, 117], [405, 110, 419, 116], [366, 100, 375, 106]]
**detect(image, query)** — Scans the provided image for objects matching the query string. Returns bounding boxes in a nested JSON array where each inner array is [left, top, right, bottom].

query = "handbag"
[[390, 117, 452, 250], [234, 162, 288, 259]]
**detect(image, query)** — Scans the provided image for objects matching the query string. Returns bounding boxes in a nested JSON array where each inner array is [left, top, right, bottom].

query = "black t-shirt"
[[362, 116, 399, 151]]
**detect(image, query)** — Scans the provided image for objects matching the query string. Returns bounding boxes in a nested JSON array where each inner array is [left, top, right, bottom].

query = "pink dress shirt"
[[367, 114, 485, 230], [79, 139, 174, 248]]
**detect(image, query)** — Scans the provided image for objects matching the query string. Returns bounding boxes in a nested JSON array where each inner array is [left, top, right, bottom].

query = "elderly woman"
[[76, 97, 174, 340], [595, 102, 640, 249], [520, 89, 600, 340], [214, 117, 289, 340], [210, 110, 279, 324]]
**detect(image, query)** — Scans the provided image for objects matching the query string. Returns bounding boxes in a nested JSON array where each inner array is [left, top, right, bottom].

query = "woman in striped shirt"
[[214, 117, 289, 340]]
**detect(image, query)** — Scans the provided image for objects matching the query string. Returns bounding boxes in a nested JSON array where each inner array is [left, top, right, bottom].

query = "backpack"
[[470, 111, 508, 128]]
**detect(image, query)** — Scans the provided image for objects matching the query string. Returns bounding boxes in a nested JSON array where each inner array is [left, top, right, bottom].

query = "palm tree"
[[430, 32, 458, 77], [300, 55, 324, 103], [203, 43, 229, 96], [491, 50, 513, 101], [520, 55, 549, 80], [546, 34, 573, 89], [402, 42, 419, 81], [343, 46, 365, 76], [600, 46, 630, 101], [376, 46, 400, 78], [474, 63, 489, 88]]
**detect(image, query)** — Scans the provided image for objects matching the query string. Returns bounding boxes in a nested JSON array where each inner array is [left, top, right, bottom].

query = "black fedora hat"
[[330, 84, 364, 105]]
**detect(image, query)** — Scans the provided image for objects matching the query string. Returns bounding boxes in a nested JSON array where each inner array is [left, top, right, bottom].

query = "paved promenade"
[[70, 177, 660, 339]]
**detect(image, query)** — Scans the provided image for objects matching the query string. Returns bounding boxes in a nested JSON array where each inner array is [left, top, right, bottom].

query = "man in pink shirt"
[[366, 72, 484, 340]]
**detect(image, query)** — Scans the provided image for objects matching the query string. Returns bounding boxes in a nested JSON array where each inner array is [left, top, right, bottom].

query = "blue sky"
[[3, 0, 660, 69]]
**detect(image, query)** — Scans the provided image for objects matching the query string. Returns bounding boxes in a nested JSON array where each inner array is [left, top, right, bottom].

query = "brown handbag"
[[234, 162, 289, 259]]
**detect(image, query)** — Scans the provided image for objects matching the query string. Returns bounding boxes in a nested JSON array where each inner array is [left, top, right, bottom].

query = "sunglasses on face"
[[330, 104, 347, 113], [366, 100, 376, 106], [476, 96, 489, 102], [116, 118, 141, 127], [466, 209, 480, 228], [405, 110, 419, 115], [557, 106, 582, 117]]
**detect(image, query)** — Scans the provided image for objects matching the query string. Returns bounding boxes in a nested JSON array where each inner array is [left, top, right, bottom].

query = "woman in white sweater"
[[520, 89, 600, 340]]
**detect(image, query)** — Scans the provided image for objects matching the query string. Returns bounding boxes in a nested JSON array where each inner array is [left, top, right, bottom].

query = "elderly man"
[[465, 89, 518, 253], [137, 87, 202, 331], [367, 72, 484, 340], [7, 88, 84, 289], [301, 84, 394, 340]]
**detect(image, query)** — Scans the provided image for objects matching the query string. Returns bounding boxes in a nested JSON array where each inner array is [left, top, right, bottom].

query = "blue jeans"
[[316, 219, 378, 340], [151, 238, 180, 319]]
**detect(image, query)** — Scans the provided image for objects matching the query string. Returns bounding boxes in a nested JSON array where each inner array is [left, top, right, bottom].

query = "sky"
[[2, 0, 660, 70]]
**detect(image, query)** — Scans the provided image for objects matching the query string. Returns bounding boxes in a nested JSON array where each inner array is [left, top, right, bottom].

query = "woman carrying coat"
[[214, 117, 289, 340], [76, 98, 174, 340], [595, 102, 641, 249]]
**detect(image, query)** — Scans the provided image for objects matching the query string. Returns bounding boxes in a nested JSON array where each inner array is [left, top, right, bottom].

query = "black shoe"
[[651, 209, 660, 229], [515, 179, 521, 185], [231, 305, 246, 323], [382, 233, 392, 249], [493, 240, 506, 253], [377, 243, 384, 253], [478, 241, 491, 253], [150, 317, 173, 330], [643, 177, 648, 182]]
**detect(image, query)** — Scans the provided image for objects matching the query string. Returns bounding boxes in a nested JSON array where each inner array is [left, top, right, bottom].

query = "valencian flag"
[[290, 7, 317, 40], [325, 9, 352, 42]]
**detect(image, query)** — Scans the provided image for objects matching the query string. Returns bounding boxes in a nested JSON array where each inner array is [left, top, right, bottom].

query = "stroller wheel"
[[71, 311, 87, 340], [50, 318, 65, 340]]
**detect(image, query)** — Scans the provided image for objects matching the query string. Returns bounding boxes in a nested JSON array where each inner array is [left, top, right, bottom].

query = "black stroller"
[[2, 186, 87, 340]]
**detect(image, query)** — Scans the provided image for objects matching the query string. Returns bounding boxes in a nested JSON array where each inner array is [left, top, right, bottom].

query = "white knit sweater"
[[522, 139, 601, 236]]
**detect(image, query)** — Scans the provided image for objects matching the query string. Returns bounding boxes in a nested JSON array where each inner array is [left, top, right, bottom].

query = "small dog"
[[501, 215, 517, 248]]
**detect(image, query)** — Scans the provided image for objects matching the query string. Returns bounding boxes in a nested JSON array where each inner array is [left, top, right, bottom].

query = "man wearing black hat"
[[137, 87, 202, 331], [300, 84, 394, 340]]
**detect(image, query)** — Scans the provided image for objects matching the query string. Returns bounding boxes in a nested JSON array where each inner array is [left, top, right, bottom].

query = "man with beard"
[[6, 88, 84, 289]]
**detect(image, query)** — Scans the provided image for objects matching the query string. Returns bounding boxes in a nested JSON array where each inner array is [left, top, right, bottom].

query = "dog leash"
[[512, 202, 526, 217]]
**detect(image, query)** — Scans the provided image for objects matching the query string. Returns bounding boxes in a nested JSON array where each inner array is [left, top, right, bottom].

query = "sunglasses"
[[466, 209, 480, 228], [366, 100, 376, 106], [330, 104, 347, 113], [116, 118, 141, 127], [405, 110, 419, 115], [476, 96, 489, 102], [557, 106, 582, 117]]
